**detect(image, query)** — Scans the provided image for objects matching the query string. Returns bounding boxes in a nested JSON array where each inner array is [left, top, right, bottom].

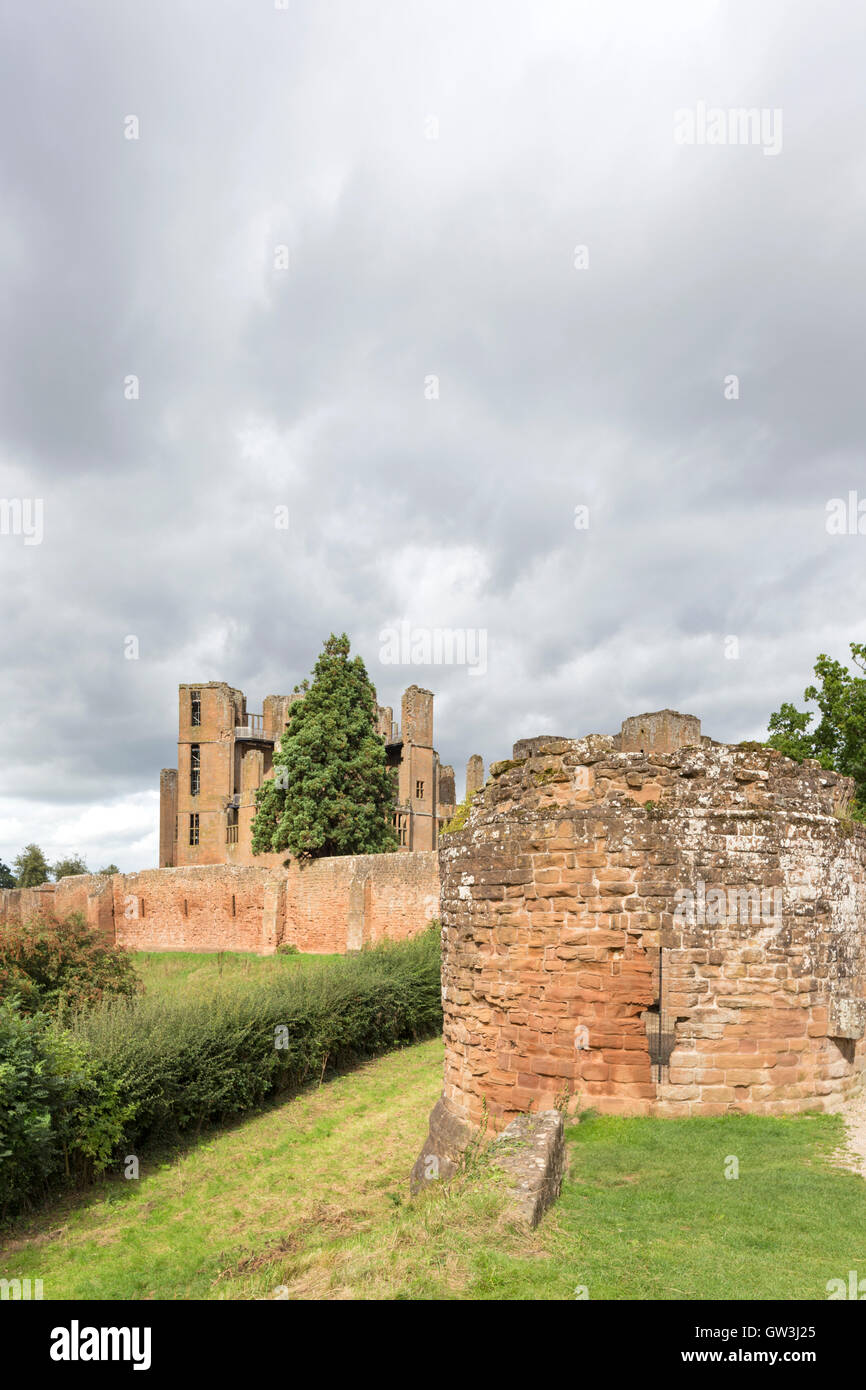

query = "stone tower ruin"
[[413, 710, 866, 1185]]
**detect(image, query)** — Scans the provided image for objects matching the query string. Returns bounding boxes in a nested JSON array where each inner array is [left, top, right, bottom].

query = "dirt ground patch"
[[835, 1087, 866, 1178]]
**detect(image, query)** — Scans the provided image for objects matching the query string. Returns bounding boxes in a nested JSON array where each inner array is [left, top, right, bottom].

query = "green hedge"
[[0, 927, 442, 1219], [0, 1003, 131, 1216]]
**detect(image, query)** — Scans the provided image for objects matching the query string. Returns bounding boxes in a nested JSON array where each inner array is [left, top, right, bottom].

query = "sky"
[[1, 0, 865, 873]]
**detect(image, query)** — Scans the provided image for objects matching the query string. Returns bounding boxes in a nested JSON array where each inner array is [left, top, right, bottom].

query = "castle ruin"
[[158, 681, 475, 869], [413, 710, 866, 1186]]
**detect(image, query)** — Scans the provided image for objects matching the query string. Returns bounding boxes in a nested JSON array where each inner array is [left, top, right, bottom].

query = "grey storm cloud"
[[1, 0, 865, 870]]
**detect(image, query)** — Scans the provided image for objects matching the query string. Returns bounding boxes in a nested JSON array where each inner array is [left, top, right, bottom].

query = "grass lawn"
[[2, 1036, 865, 1300], [131, 949, 329, 1001]]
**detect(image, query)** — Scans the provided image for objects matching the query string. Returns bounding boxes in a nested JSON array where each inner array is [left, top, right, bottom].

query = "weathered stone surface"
[[410, 1097, 475, 1192], [620, 710, 701, 755], [430, 716, 866, 1128], [829, 997, 866, 1041], [512, 737, 574, 759], [490, 1110, 566, 1226]]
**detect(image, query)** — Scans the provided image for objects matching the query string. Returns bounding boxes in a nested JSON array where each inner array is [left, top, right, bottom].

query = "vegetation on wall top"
[[767, 642, 866, 819]]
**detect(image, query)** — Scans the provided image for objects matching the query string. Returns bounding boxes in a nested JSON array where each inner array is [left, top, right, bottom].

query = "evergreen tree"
[[252, 634, 399, 859], [0, 860, 15, 889], [13, 845, 51, 888]]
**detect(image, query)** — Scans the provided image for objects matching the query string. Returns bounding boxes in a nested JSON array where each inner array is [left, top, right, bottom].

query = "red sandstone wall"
[[113, 866, 275, 954], [285, 851, 439, 953], [55, 873, 116, 943], [0, 874, 116, 942], [0, 884, 56, 927], [0, 853, 440, 956]]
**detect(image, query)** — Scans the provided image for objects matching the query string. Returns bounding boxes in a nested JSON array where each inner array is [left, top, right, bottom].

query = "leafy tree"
[[96, 864, 119, 876], [52, 854, 89, 881], [767, 643, 866, 816], [0, 860, 15, 889], [13, 844, 51, 888], [251, 633, 399, 859]]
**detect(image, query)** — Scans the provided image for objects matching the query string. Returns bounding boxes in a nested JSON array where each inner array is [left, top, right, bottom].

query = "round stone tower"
[[412, 712, 866, 1185]]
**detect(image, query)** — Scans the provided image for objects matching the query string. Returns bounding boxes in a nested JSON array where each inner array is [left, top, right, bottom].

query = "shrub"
[[0, 1002, 130, 1218], [0, 915, 142, 1017]]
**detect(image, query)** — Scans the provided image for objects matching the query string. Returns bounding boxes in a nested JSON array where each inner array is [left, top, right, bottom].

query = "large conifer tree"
[[251, 634, 399, 858]]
